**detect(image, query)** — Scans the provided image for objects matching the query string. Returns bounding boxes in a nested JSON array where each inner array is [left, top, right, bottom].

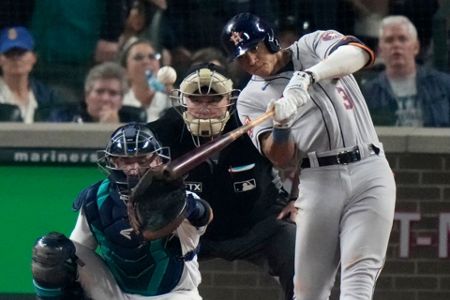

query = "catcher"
[[31, 123, 212, 300]]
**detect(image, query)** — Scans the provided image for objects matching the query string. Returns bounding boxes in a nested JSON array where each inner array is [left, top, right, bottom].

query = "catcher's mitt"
[[127, 169, 187, 240]]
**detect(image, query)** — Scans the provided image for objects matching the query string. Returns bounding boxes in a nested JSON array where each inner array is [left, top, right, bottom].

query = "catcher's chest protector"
[[82, 179, 185, 296]]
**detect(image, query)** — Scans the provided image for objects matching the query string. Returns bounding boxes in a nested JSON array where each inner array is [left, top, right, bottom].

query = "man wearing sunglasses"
[[0, 26, 67, 122], [121, 39, 171, 122]]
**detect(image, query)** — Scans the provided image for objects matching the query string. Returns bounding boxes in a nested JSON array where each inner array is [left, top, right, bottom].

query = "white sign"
[[394, 212, 450, 258]]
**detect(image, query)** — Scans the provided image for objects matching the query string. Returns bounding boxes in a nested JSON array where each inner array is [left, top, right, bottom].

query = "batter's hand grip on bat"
[[162, 109, 275, 180]]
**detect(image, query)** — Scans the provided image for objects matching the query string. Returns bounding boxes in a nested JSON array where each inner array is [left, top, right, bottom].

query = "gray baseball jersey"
[[237, 30, 396, 299], [238, 31, 380, 158]]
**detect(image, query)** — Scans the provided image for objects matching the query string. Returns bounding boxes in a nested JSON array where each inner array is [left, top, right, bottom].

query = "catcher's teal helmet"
[[99, 123, 170, 199]]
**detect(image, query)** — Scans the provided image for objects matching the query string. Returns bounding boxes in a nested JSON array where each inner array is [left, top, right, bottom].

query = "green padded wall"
[[0, 166, 103, 293]]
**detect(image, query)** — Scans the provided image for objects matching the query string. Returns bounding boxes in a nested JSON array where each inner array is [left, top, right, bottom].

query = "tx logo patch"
[[185, 182, 202, 192], [234, 179, 256, 192]]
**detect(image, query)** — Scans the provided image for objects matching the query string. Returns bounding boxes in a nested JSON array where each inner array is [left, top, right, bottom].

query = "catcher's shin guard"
[[34, 281, 86, 300], [32, 232, 87, 299]]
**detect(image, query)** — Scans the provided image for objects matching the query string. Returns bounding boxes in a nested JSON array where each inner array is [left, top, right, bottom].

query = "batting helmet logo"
[[230, 31, 244, 46], [221, 13, 280, 60]]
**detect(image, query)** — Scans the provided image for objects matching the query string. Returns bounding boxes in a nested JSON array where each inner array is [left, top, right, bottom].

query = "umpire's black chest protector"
[[151, 110, 282, 239]]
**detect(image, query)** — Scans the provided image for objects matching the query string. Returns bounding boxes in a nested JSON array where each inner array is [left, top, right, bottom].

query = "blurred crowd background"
[[0, 0, 449, 126]]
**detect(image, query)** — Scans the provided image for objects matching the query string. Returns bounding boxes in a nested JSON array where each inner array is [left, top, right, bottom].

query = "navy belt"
[[301, 146, 364, 168]]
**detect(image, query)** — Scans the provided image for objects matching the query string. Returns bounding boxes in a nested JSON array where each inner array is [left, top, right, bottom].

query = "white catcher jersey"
[[237, 30, 380, 159]]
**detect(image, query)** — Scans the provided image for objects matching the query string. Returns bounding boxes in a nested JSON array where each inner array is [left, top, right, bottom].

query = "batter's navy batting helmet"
[[221, 13, 280, 60]]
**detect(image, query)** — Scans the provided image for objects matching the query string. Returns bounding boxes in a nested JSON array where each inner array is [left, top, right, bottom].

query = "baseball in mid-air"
[[157, 66, 177, 85]]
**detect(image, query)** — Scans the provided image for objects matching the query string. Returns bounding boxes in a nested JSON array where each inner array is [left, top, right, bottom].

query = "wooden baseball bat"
[[162, 109, 274, 180]]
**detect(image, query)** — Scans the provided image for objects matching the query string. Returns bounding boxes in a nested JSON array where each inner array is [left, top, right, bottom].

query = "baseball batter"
[[221, 13, 396, 300]]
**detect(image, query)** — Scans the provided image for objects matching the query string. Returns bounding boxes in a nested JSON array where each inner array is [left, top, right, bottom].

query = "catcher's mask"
[[98, 123, 170, 201], [171, 63, 239, 147]]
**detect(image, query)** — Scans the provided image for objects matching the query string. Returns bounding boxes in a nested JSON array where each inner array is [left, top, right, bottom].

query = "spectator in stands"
[[73, 62, 146, 123], [276, 15, 307, 49], [118, 0, 172, 66], [349, 0, 390, 51], [189, 46, 251, 90], [165, 0, 278, 80], [190, 47, 227, 70], [0, 26, 68, 123], [431, 1, 450, 72], [119, 0, 149, 52], [120, 39, 171, 121], [388, 0, 439, 64], [30, 0, 128, 104], [362, 15, 450, 127], [277, 0, 355, 38], [166, 0, 278, 52]]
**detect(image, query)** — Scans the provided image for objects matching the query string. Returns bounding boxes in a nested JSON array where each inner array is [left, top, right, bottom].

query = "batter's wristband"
[[272, 127, 291, 144], [304, 70, 316, 84]]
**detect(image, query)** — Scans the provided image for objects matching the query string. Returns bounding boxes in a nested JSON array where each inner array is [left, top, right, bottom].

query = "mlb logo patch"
[[234, 179, 256, 192]]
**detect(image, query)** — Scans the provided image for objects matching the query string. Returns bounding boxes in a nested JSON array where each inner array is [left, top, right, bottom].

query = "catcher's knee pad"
[[32, 232, 82, 298]]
